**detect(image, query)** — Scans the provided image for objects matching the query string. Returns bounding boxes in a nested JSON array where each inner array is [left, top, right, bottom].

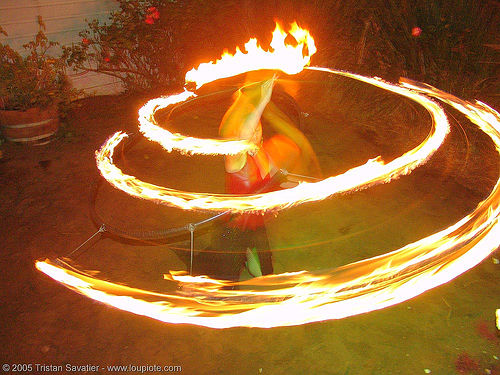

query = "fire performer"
[[195, 75, 320, 282]]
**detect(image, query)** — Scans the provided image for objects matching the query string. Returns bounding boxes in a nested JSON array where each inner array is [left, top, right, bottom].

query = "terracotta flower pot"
[[0, 106, 59, 145]]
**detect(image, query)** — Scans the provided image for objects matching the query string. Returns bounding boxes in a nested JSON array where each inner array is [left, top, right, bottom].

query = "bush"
[[63, 0, 259, 95], [0, 18, 78, 111], [356, 0, 499, 97], [64, 1, 180, 94], [63, 0, 498, 99]]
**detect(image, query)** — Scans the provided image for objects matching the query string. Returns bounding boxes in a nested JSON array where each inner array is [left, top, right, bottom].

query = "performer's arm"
[[262, 100, 321, 178], [219, 77, 276, 173]]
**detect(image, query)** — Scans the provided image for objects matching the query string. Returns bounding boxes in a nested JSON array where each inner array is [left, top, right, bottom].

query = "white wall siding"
[[0, 0, 123, 95]]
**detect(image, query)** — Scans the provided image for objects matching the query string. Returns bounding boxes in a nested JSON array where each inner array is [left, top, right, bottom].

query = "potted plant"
[[0, 17, 80, 144]]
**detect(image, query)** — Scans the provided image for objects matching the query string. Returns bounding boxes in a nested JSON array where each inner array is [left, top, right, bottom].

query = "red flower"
[[82, 38, 90, 45], [411, 27, 422, 37], [148, 7, 160, 19], [145, 6, 160, 24], [104, 57, 110, 63]]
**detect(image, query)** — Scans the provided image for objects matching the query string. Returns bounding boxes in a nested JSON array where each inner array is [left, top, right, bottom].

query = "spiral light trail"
[[36, 23, 500, 328]]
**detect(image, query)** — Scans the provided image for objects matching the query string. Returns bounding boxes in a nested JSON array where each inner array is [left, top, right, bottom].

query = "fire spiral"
[[36, 23, 500, 328]]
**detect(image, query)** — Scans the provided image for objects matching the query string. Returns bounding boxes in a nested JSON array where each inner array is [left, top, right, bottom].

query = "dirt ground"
[[0, 79, 499, 375]]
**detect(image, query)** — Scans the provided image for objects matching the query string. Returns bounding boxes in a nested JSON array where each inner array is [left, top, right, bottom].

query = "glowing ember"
[[36, 22, 500, 328]]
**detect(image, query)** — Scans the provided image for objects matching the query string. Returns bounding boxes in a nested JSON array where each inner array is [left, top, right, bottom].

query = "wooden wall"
[[0, 0, 122, 95]]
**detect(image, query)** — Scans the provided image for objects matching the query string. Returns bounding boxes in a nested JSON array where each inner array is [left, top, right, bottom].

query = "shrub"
[[357, 0, 499, 97], [0, 18, 78, 111]]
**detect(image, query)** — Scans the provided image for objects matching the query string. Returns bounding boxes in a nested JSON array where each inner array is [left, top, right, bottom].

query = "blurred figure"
[[195, 75, 320, 282]]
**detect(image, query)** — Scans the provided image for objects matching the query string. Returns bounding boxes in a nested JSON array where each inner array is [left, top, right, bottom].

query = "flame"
[[137, 22, 315, 158], [99, 22, 452, 213], [96, 70, 449, 213], [38, 81, 500, 328], [185, 22, 316, 89], [137, 90, 260, 156], [36, 23, 500, 328]]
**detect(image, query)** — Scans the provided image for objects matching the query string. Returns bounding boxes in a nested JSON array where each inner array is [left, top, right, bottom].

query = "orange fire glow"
[[36, 23, 500, 328], [99, 23, 448, 214], [185, 22, 316, 89], [97, 69, 449, 213]]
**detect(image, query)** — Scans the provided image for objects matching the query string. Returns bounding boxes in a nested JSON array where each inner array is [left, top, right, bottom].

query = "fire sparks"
[[36, 23, 500, 328]]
